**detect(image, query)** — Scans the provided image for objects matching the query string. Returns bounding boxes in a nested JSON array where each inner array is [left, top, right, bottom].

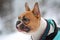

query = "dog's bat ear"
[[32, 2, 40, 18], [25, 2, 30, 11]]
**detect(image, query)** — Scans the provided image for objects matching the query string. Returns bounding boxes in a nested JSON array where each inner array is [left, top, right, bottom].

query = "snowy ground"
[[0, 32, 31, 40]]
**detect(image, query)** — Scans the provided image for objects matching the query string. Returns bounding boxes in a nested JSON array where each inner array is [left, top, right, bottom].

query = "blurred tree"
[[0, 0, 13, 17]]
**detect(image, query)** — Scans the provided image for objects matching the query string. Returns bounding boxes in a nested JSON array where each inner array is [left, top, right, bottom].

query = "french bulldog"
[[16, 2, 59, 40]]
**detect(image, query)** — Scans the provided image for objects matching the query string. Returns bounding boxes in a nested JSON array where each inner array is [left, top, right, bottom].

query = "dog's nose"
[[16, 21, 21, 28], [16, 21, 21, 25]]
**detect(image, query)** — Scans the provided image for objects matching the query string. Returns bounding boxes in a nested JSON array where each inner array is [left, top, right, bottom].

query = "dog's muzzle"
[[16, 21, 30, 32]]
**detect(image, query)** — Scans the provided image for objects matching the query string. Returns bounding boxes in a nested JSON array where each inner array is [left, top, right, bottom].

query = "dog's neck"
[[30, 18, 54, 40]]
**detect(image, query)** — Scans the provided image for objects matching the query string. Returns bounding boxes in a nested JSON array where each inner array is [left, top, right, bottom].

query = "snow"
[[0, 32, 31, 40]]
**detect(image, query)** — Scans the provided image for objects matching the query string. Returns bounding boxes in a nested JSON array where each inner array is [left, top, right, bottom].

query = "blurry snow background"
[[0, 0, 60, 40]]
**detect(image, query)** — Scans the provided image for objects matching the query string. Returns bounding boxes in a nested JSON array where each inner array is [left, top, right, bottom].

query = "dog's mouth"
[[16, 21, 30, 32]]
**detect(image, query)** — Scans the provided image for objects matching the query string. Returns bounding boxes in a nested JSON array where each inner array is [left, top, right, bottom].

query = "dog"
[[16, 2, 60, 40]]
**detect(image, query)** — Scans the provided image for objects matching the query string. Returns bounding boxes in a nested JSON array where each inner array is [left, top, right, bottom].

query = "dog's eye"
[[22, 16, 30, 22]]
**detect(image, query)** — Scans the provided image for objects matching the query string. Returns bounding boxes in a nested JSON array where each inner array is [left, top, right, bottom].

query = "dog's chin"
[[16, 29, 31, 34], [17, 28, 30, 33]]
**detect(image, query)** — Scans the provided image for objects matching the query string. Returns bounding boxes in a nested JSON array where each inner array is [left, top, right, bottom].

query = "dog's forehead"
[[19, 11, 33, 18], [24, 11, 33, 16], [24, 11, 32, 15]]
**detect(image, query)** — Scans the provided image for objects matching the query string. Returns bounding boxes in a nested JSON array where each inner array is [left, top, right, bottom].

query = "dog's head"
[[16, 2, 41, 33]]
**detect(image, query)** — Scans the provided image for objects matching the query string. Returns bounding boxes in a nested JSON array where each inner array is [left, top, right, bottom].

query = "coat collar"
[[40, 19, 58, 40]]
